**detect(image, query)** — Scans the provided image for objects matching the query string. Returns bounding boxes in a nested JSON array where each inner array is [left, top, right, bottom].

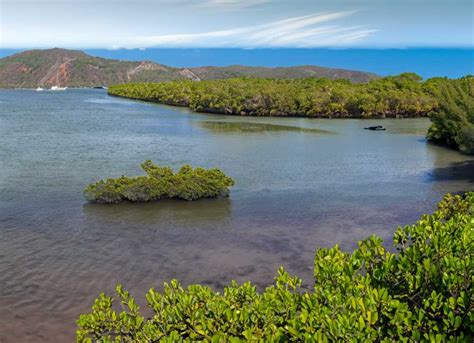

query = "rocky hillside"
[[0, 48, 378, 88]]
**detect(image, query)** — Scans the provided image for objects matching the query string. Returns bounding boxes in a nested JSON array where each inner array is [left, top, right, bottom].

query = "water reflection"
[[387, 127, 430, 135], [382, 119, 433, 136], [84, 97, 138, 106], [198, 120, 333, 134], [426, 160, 474, 183], [82, 198, 233, 229]]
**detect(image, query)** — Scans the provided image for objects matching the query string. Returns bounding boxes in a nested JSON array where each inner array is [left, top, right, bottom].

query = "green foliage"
[[84, 160, 235, 203], [108, 74, 437, 119], [77, 193, 474, 341], [426, 76, 474, 154]]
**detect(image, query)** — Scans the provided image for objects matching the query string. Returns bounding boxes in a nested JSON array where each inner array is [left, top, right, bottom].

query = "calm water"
[[0, 89, 473, 341]]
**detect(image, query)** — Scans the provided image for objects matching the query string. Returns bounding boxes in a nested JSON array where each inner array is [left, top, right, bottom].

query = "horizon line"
[[1, 46, 474, 51]]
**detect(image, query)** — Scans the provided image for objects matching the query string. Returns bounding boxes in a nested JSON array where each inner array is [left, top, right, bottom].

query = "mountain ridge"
[[0, 48, 379, 88]]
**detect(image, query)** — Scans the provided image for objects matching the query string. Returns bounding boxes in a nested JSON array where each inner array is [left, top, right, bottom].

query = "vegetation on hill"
[[185, 64, 378, 83], [108, 73, 437, 118], [84, 160, 234, 203], [0, 48, 377, 88], [76, 192, 474, 341], [426, 76, 474, 154], [0, 48, 180, 88]]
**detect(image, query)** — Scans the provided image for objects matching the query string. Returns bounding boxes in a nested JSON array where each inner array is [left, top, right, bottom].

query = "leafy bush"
[[84, 160, 235, 203], [77, 193, 474, 341]]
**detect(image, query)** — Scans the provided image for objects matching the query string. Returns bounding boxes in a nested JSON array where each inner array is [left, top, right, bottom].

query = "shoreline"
[[0, 87, 432, 120], [0, 87, 107, 90], [107, 92, 432, 120]]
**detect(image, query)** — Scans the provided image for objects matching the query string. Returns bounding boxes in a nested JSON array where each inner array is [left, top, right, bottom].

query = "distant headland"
[[0, 48, 378, 88]]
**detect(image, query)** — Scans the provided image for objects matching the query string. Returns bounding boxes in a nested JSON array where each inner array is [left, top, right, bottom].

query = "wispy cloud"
[[120, 12, 376, 49], [194, 0, 270, 9]]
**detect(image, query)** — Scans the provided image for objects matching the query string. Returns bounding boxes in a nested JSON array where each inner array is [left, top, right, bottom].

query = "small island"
[[84, 160, 234, 203]]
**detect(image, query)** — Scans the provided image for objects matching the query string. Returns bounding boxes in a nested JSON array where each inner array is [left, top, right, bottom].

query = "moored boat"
[[50, 86, 67, 91]]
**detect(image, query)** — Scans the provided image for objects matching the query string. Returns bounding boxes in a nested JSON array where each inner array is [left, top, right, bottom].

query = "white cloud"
[[194, 0, 270, 9], [120, 12, 376, 49]]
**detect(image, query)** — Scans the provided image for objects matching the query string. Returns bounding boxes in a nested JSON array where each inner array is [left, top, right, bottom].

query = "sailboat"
[[35, 87, 44, 91]]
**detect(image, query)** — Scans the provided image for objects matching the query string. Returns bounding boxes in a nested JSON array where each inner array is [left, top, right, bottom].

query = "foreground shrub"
[[77, 193, 474, 341], [84, 160, 234, 203]]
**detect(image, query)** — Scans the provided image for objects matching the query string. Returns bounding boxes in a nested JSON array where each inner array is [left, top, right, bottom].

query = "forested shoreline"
[[109, 73, 438, 118], [109, 74, 474, 154]]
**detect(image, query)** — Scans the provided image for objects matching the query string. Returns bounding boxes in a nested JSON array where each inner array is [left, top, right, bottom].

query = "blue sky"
[[0, 0, 472, 49]]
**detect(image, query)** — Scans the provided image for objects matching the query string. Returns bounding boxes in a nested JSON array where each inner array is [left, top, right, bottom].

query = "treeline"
[[77, 193, 474, 341], [109, 73, 437, 118]]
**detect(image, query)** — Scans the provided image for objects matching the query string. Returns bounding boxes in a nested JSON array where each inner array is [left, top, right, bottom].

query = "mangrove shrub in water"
[[77, 192, 474, 341], [84, 160, 234, 203]]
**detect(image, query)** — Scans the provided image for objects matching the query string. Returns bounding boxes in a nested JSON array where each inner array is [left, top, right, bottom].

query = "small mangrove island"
[[84, 160, 234, 203]]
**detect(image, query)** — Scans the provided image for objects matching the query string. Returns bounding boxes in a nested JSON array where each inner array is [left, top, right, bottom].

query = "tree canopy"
[[425, 76, 474, 154], [108, 73, 437, 119]]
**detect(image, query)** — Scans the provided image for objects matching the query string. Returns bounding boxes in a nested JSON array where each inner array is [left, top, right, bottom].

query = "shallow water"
[[0, 89, 473, 341]]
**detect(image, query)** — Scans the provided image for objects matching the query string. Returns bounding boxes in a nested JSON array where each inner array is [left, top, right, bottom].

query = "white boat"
[[35, 87, 44, 91], [50, 86, 67, 91]]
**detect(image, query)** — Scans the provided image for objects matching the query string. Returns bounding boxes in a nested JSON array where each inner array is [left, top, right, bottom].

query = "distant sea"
[[1, 48, 472, 79]]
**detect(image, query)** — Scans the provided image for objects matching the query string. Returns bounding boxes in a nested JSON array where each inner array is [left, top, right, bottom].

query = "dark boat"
[[364, 125, 386, 131]]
